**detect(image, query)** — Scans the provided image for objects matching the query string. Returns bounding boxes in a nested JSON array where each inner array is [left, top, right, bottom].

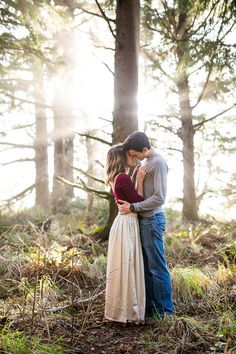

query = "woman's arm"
[[115, 173, 144, 203]]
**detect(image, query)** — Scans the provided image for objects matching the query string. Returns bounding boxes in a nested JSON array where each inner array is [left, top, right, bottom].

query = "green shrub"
[[171, 266, 210, 303], [0, 328, 65, 354]]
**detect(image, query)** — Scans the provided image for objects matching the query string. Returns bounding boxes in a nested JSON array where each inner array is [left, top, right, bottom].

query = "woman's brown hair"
[[106, 144, 127, 186]]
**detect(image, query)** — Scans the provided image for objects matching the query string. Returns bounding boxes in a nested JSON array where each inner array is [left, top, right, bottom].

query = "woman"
[[105, 144, 146, 324]]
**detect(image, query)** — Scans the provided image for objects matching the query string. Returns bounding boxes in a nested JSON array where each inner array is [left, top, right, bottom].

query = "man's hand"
[[117, 200, 131, 214]]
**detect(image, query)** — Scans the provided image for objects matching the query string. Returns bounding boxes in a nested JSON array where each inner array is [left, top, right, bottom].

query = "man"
[[118, 131, 174, 319]]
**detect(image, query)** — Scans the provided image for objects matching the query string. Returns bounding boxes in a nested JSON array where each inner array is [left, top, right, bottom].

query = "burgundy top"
[[113, 173, 144, 204]]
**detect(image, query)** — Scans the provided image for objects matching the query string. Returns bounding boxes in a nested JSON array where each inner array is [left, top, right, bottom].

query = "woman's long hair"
[[106, 144, 127, 186]]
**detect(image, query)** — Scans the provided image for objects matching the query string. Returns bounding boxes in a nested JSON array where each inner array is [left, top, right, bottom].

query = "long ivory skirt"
[[105, 213, 145, 323]]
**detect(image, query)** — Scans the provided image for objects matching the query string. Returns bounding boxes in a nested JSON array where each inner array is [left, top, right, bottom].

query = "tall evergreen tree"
[[0, 0, 52, 211], [142, 0, 236, 221], [112, 0, 140, 144]]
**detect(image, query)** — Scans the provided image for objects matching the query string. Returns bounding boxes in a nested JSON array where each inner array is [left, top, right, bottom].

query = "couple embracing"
[[104, 131, 174, 325]]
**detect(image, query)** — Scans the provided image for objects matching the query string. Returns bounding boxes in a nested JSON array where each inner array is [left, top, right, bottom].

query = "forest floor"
[[0, 211, 236, 354]]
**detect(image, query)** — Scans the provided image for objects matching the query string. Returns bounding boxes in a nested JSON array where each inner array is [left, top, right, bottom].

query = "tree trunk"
[[92, 0, 140, 241], [51, 102, 66, 209], [33, 61, 49, 212], [62, 35, 76, 198], [176, 9, 198, 221], [85, 135, 95, 224], [94, 195, 117, 242], [51, 11, 76, 208], [64, 132, 74, 198], [177, 79, 198, 221], [102, 0, 140, 234], [112, 0, 140, 144]]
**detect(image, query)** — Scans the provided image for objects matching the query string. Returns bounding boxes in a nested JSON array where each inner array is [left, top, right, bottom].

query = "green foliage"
[[165, 235, 190, 260], [216, 263, 235, 283], [165, 207, 182, 226], [211, 310, 236, 353], [143, 328, 158, 351], [0, 212, 11, 235], [220, 242, 236, 273], [0, 328, 64, 354], [218, 310, 236, 336], [104, 0, 116, 11], [1, 328, 28, 354], [0, 209, 235, 353], [171, 266, 210, 303]]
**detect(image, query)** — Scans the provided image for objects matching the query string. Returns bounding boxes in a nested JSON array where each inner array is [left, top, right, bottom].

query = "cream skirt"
[[105, 213, 145, 323]]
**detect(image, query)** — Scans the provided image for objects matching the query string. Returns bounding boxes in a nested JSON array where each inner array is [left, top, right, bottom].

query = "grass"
[[171, 266, 211, 303], [0, 210, 235, 353], [0, 328, 65, 354]]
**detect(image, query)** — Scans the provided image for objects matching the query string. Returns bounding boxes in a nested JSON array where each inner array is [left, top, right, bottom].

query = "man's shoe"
[[145, 318, 157, 326]]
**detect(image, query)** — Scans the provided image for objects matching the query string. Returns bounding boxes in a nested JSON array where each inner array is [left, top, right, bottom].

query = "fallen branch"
[[39, 290, 105, 314]]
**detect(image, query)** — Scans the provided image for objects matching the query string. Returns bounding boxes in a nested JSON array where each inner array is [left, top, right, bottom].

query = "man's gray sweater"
[[133, 150, 168, 218]]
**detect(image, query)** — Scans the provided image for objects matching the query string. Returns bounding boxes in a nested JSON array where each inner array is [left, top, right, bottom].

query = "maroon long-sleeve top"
[[113, 173, 144, 204]]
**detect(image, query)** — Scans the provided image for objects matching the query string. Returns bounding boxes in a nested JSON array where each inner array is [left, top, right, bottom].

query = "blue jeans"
[[139, 212, 174, 316]]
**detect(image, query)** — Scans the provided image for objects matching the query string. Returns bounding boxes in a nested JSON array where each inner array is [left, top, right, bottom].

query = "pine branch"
[[94, 0, 117, 42], [95, 160, 104, 168], [166, 147, 182, 153], [192, 52, 217, 109], [57, 176, 111, 199], [4, 92, 52, 109], [75, 131, 112, 145], [0, 142, 34, 149], [70, 165, 105, 185], [75, 5, 115, 23], [78, 177, 111, 198], [193, 12, 235, 109], [3, 184, 36, 203], [13, 123, 35, 130], [92, 53, 114, 76], [148, 123, 178, 135], [143, 49, 176, 83], [194, 104, 236, 130], [100, 60, 114, 76], [1, 158, 35, 166], [98, 116, 112, 123], [94, 44, 115, 51], [188, 2, 217, 37], [143, 5, 175, 41]]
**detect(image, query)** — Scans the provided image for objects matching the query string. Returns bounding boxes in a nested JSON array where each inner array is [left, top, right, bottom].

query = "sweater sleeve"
[[132, 159, 167, 212], [115, 174, 144, 204]]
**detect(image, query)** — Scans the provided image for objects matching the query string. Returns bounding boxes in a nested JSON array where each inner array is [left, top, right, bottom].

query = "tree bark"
[[112, 0, 140, 144], [33, 61, 49, 212], [51, 102, 66, 209], [104, 0, 140, 233], [94, 195, 117, 242], [85, 135, 95, 224], [176, 9, 198, 221], [95, 0, 140, 240], [177, 79, 198, 221]]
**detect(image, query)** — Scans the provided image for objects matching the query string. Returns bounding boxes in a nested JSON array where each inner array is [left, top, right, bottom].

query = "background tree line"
[[0, 0, 235, 235]]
